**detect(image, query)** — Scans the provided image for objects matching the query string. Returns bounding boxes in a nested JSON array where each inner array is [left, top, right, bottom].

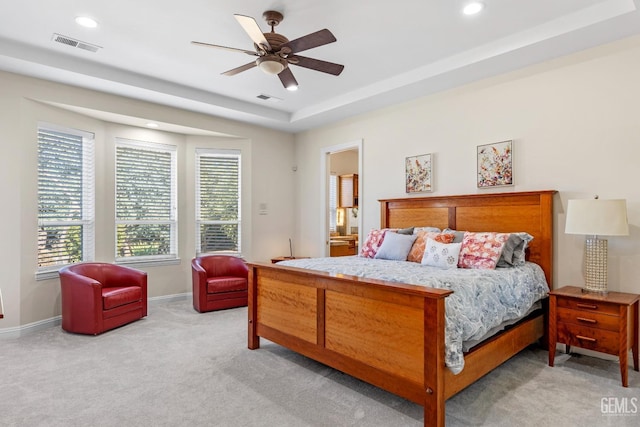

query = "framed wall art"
[[405, 153, 432, 193], [477, 140, 513, 188]]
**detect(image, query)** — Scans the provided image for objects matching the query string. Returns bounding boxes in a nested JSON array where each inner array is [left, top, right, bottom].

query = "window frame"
[[36, 123, 95, 280], [114, 138, 178, 265], [329, 173, 338, 233], [195, 148, 242, 256]]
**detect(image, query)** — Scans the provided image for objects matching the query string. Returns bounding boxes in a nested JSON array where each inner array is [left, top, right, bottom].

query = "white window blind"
[[115, 139, 177, 262], [329, 174, 337, 232], [37, 124, 95, 272], [196, 149, 241, 255]]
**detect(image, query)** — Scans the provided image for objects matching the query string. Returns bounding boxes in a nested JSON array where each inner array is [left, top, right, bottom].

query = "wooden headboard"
[[379, 190, 556, 288]]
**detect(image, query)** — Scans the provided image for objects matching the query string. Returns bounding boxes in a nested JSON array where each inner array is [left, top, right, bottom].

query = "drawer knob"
[[577, 317, 597, 324], [576, 335, 597, 343], [576, 303, 598, 310]]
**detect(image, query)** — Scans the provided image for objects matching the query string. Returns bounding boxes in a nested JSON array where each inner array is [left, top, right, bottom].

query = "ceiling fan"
[[191, 10, 344, 91]]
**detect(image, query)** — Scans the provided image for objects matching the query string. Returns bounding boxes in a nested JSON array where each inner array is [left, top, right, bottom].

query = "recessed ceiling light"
[[75, 16, 98, 28], [463, 2, 484, 16], [146, 122, 159, 128]]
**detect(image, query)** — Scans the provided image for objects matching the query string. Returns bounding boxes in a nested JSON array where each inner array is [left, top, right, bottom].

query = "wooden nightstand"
[[548, 286, 640, 387]]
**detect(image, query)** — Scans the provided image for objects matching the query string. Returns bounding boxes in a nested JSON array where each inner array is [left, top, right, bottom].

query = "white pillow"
[[374, 232, 417, 261], [421, 238, 462, 269]]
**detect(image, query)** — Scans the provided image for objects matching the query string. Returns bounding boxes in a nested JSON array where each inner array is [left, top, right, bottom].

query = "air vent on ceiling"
[[52, 33, 102, 53], [256, 94, 282, 103]]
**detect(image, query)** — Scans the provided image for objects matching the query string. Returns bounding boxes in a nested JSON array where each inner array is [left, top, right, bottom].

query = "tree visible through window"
[[37, 124, 95, 270], [196, 149, 241, 254], [115, 139, 177, 261]]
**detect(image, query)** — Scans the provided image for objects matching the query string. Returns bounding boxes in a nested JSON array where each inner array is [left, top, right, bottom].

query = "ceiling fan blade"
[[191, 41, 258, 56], [278, 67, 298, 90], [234, 14, 271, 51], [280, 29, 336, 54], [222, 62, 257, 76], [290, 55, 344, 76]]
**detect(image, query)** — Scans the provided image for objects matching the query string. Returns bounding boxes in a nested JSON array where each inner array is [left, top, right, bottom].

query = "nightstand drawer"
[[557, 322, 619, 354], [557, 297, 619, 315], [556, 307, 619, 332]]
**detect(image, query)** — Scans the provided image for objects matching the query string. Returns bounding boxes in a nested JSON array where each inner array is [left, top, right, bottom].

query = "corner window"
[[37, 124, 95, 275]]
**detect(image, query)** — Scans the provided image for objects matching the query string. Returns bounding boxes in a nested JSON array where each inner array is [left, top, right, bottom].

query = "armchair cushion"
[[103, 286, 143, 310], [206, 277, 247, 293]]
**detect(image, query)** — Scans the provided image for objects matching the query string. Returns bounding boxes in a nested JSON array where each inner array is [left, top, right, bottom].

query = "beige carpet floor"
[[1, 299, 639, 426]]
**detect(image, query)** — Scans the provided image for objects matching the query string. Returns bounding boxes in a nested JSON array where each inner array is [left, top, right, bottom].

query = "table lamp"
[[565, 197, 629, 293]]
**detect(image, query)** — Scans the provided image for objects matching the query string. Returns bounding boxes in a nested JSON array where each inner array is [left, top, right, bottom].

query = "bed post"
[[248, 265, 260, 350], [380, 200, 390, 228], [423, 295, 447, 427]]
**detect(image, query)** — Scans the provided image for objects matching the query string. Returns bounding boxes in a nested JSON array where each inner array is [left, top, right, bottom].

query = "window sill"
[[36, 269, 63, 281], [36, 258, 182, 281], [115, 258, 182, 268]]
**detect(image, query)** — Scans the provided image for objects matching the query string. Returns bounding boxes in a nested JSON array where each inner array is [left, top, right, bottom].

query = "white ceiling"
[[1, 0, 640, 133]]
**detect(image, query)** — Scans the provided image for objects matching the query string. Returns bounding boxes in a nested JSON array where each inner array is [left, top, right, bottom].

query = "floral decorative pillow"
[[359, 229, 389, 258], [458, 231, 510, 269], [421, 238, 462, 269], [407, 231, 455, 263]]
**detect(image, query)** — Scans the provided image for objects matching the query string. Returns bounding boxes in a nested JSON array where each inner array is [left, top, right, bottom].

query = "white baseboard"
[[0, 316, 62, 339], [0, 292, 192, 339], [149, 292, 191, 304]]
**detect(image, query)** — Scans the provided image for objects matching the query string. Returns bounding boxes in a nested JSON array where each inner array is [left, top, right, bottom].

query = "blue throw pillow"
[[374, 232, 417, 261]]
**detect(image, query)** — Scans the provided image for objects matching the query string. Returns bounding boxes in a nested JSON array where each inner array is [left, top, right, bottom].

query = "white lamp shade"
[[565, 199, 629, 236]]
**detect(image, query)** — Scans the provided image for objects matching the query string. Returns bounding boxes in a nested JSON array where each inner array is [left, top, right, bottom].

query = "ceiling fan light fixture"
[[256, 55, 287, 75], [286, 84, 298, 91]]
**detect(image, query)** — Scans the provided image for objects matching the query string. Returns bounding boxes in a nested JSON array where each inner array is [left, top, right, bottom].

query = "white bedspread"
[[278, 256, 549, 374]]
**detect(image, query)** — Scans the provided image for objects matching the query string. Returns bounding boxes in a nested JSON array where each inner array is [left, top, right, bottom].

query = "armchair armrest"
[[191, 259, 208, 312], [59, 269, 103, 331]]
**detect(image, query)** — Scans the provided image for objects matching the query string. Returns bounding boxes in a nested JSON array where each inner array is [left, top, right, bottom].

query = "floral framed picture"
[[477, 140, 513, 188], [406, 153, 432, 193]]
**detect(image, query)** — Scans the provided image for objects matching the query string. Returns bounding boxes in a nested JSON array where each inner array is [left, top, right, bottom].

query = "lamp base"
[[583, 237, 608, 293]]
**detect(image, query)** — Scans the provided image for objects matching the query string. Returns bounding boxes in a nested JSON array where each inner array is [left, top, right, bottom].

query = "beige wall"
[[0, 71, 295, 330], [3, 34, 640, 337], [294, 35, 640, 298]]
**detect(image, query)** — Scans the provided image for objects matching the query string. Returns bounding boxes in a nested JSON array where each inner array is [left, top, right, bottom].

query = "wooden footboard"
[[248, 262, 452, 424]]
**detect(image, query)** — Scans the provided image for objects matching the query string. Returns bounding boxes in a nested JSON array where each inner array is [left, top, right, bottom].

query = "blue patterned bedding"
[[278, 256, 549, 374]]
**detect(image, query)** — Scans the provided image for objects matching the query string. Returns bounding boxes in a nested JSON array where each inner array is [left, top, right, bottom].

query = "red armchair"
[[59, 263, 147, 335], [191, 255, 248, 313]]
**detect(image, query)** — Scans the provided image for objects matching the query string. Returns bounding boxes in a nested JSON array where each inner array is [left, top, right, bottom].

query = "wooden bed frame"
[[247, 190, 556, 426]]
